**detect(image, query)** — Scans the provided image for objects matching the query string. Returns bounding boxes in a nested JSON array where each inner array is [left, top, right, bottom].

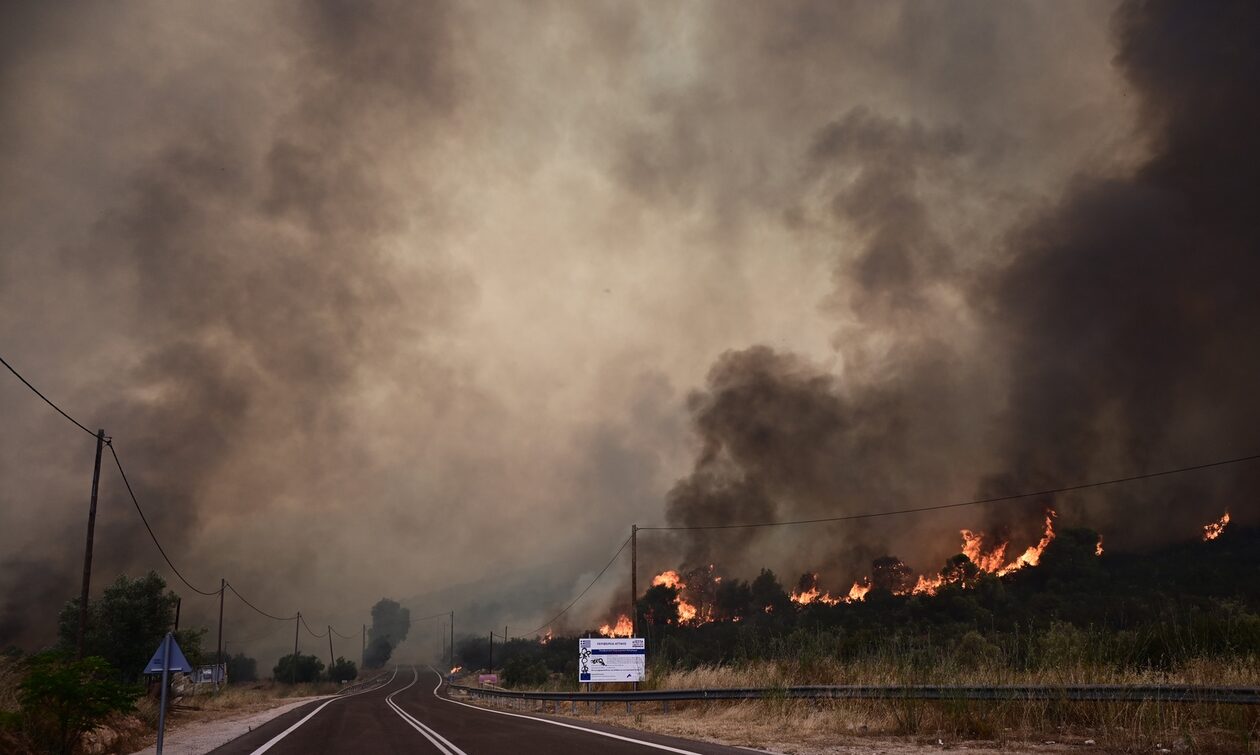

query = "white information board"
[[578, 637, 645, 683]]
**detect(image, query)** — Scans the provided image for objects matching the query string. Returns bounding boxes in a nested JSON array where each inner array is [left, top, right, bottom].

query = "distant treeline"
[[456, 527, 1260, 686]]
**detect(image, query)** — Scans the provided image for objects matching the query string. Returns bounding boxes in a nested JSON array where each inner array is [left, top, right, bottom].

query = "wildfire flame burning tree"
[[449, 665, 462, 674], [598, 614, 633, 638], [1203, 511, 1230, 541], [588, 512, 1222, 635]]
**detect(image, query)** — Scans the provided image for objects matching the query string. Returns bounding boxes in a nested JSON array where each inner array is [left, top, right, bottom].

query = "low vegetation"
[[459, 527, 1260, 751]]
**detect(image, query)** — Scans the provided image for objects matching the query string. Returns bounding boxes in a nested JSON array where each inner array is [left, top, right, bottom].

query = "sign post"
[[144, 632, 192, 755], [578, 637, 645, 684]]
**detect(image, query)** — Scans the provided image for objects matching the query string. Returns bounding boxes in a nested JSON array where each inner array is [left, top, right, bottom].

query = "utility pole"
[[488, 631, 493, 671], [292, 612, 300, 684], [76, 428, 106, 659], [328, 626, 334, 673], [449, 611, 454, 669], [630, 524, 638, 637], [173, 598, 181, 633], [361, 624, 366, 669], [215, 579, 225, 687]]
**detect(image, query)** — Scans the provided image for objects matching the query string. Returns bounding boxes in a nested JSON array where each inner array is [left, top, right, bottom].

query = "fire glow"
[[1203, 511, 1230, 541], [598, 614, 633, 638], [587, 510, 1222, 637]]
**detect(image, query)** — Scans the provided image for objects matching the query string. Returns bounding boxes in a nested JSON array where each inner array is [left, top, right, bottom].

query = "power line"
[[0, 351, 361, 638], [638, 453, 1260, 532], [107, 443, 220, 596], [299, 613, 327, 638], [0, 353, 100, 438], [330, 626, 356, 641], [225, 581, 297, 622], [526, 534, 632, 637]]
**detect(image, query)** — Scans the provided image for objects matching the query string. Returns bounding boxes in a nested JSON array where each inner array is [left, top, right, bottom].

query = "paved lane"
[[208, 668, 445, 755], [209, 666, 747, 754], [391, 666, 747, 755]]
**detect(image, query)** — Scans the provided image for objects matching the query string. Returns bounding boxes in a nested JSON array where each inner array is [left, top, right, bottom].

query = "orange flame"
[[789, 574, 841, 606], [540, 629, 553, 644], [599, 614, 633, 637], [1203, 511, 1230, 541], [1095, 535, 1104, 556], [996, 510, 1056, 576], [961, 529, 1008, 573], [652, 570, 685, 589], [450, 665, 462, 674], [911, 573, 945, 596], [649, 569, 712, 625], [844, 579, 871, 603]]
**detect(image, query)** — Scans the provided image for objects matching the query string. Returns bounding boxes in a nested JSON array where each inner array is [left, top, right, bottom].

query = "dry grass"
[[173, 680, 341, 713], [649, 655, 1260, 689], [482, 657, 1260, 753]]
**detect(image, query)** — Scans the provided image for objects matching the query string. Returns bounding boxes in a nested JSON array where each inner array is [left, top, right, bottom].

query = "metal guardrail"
[[451, 683, 1260, 706]]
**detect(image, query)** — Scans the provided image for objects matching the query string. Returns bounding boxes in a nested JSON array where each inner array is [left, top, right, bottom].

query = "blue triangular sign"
[[144, 633, 193, 674]]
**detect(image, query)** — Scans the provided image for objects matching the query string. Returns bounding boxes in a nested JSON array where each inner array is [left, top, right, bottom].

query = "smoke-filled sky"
[[2, 1, 1256, 659]]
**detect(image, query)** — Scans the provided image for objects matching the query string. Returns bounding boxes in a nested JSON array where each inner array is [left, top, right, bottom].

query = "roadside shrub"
[[328, 657, 357, 684], [17, 653, 137, 755], [272, 654, 324, 684]]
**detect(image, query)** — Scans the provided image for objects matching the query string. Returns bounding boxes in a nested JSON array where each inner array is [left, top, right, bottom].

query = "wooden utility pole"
[[173, 598, 181, 633], [449, 611, 454, 668], [361, 624, 366, 669], [328, 626, 335, 672], [215, 579, 225, 686], [488, 631, 493, 671], [630, 524, 638, 637], [76, 428, 106, 659], [292, 612, 300, 684]]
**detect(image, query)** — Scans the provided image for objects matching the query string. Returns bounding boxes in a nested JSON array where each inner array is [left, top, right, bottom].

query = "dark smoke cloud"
[[9, 0, 1235, 654], [662, 0, 1258, 584], [980, 0, 1260, 544], [1, 0, 467, 646]]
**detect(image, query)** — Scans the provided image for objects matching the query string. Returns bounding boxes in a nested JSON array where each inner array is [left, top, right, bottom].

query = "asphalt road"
[[208, 666, 749, 755]]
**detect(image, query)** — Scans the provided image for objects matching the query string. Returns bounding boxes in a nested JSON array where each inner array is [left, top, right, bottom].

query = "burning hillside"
[[595, 509, 1232, 636]]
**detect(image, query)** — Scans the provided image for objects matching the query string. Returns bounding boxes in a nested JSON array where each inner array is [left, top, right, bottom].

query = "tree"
[[502, 655, 548, 688], [363, 636, 393, 669], [939, 554, 981, 589], [273, 653, 324, 684], [870, 556, 915, 594], [227, 653, 257, 683], [18, 653, 136, 755], [750, 568, 792, 616], [368, 599, 411, 646], [714, 578, 753, 620], [637, 585, 680, 626], [328, 657, 357, 683], [56, 572, 178, 683]]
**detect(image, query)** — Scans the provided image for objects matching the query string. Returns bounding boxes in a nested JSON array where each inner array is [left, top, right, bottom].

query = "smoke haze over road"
[[2, 1, 1255, 659]]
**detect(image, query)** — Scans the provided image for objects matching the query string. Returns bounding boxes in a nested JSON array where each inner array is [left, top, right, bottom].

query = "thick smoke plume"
[[663, 0, 1259, 584], [2, 1, 1252, 653]]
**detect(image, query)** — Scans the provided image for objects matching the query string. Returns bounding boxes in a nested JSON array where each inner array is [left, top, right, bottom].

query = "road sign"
[[578, 637, 645, 683], [144, 635, 192, 674]]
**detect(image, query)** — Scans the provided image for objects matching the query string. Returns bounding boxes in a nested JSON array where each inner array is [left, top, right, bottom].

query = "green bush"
[[502, 656, 549, 688], [273, 653, 324, 684], [227, 653, 257, 683], [17, 653, 137, 755], [328, 657, 357, 684]]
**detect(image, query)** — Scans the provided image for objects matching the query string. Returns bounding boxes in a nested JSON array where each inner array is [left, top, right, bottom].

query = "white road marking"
[[247, 668, 397, 755], [425, 666, 709, 754], [385, 666, 469, 755]]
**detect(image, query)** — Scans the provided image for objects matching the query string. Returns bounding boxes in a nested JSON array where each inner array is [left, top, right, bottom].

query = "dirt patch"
[[123, 695, 329, 755]]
